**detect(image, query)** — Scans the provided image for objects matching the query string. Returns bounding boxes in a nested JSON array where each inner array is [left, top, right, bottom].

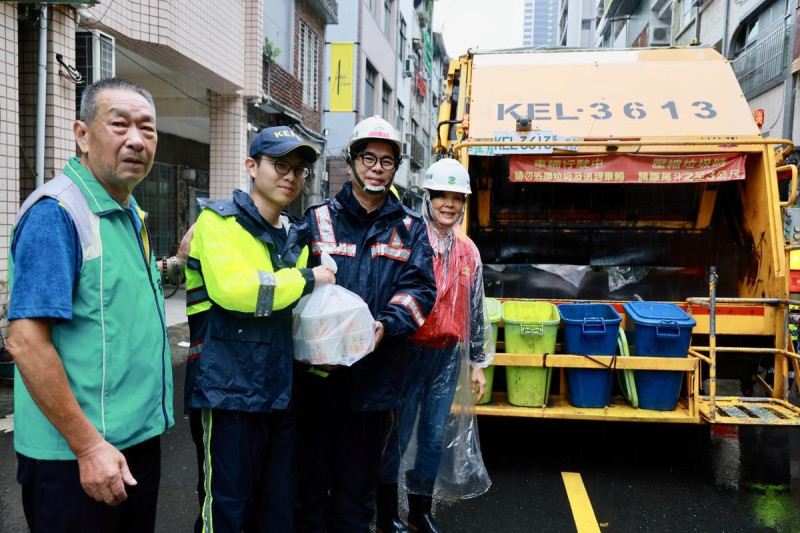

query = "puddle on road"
[[709, 425, 800, 532]]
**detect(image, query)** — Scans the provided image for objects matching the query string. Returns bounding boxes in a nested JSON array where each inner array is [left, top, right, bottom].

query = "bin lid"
[[502, 300, 560, 325], [557, 303, 621, 324], [623, 302, 696, 327], [485, 298, 502, 323]]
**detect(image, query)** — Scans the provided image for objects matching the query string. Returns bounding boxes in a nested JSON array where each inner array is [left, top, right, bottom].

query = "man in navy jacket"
[[295, 116, 437, 532]]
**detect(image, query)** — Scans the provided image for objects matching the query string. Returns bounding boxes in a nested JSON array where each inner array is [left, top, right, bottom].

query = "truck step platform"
[[698, 397, 800, 425], [475, 393, 698, 423]]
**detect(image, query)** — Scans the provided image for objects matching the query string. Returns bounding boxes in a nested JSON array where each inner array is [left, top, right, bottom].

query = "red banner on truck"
[[508, 153, 746, 184]]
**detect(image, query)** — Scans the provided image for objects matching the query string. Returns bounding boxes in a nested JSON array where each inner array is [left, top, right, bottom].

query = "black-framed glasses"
[[261, 158, 311, 180], [357, 152, 397, 170]]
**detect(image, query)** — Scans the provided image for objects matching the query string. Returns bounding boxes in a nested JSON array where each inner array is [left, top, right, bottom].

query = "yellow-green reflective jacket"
[[184, 190, 314, 412]]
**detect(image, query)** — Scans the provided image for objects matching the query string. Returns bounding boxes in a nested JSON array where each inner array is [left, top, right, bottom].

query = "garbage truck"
[[435, 46, 800, 425]]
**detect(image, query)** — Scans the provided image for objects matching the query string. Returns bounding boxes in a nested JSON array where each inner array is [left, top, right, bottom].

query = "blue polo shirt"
[[9, 199, 81, 322]]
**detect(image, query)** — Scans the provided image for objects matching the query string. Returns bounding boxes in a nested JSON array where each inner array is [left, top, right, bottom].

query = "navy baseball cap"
[[249, 126, 319, 162]]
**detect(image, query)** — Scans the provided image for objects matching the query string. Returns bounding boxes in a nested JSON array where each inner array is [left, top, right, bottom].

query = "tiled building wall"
[[46, 7, 77, 184], [327, 156, 349, 197], [296, 0, 324, 132], [83, 0, 248, 93], [0, 5, 18, 286], [17, 6, 75, 201], [18, 15, 36, 202], [209, 93, 249, 200], [244, 0, 263, 98], [748, 83, 786, 139]]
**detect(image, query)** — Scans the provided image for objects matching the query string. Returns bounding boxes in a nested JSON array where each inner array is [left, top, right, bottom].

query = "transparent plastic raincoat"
[[381, 190, 495, 500]]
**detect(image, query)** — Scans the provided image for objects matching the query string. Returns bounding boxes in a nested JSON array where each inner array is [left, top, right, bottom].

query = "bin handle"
[[581, 317, 606, 335], [520, 323, 544, 336], [656, 320, 681, 338]]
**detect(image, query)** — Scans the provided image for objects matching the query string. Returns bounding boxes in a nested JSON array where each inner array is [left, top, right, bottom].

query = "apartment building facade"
[[524, 0, 561, 47], [262, 0, 338, 216], [558, 0, 599, 47], [594, 0, 798, 159], [322, 0, 447, 200], [0, 0, 337, 289]]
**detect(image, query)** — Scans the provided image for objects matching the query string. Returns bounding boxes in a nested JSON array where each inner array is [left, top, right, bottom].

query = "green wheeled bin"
[[502, 300, 559, 407], [474, 297, 501, 404]]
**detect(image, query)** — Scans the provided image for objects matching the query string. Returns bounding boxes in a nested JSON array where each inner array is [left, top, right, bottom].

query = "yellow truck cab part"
[[438, 47, 800, 426]]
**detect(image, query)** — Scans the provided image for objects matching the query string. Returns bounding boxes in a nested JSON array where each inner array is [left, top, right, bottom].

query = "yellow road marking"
[[561, 472, 601, 533]]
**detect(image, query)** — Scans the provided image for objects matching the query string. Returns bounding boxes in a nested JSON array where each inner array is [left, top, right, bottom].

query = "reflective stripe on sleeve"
[[389, 293, 426, 327], [370, 243, 410, 261], [187, 339, 203, 361], [255, 270, 276, 317], [315, 205, 336, 243], [311, 242, 357, 257], [186, 285, 209, 306]]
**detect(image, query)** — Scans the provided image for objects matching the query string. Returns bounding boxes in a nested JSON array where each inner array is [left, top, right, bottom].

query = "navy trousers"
[[380, 343, 460, 487], [295, 405, 391, 532], [191, 408, 296, 533], [17, 436, 161, 533]]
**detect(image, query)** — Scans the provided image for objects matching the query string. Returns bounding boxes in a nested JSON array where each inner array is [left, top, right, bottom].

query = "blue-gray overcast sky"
[[433, 0, 525, 59]]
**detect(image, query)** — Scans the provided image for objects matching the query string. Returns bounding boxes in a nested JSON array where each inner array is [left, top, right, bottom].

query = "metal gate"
[[134, 162, 177, 258]]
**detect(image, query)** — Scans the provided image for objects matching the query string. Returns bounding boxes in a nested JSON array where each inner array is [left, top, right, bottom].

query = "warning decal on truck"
[[508, 153, 746, 184]]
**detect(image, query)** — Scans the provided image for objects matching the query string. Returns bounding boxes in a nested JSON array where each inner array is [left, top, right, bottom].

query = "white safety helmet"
[[347, 115, 403, 157], [421, 158, 472, 195], [347, 115, 403, 195]]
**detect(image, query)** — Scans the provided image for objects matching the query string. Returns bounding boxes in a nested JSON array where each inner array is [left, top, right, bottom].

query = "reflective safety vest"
[[11, 158, 173, 460]]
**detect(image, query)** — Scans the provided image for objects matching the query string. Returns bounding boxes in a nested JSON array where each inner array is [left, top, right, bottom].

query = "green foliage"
[[263, 36, 281, 65]]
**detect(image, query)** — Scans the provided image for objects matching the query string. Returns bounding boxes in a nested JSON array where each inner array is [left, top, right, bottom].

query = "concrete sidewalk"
[[163, 288, 187, 327]]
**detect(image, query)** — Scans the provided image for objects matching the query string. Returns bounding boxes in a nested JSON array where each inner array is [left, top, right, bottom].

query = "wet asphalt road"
[[1, 323, 799, 532]]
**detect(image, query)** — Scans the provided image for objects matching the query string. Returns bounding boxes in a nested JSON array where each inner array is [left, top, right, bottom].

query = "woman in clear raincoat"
[[377, 158, 494, 533]]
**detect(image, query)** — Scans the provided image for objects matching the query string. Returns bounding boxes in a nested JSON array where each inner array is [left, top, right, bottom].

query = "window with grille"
[[398, 17, 406, 60], [75, 30, 115, 118], [396, 100, 404, 136], [382, 83, 391, 119], [384, 0, 392, 37], [299, 22, 320, 108], [365, 62, 376, 117]]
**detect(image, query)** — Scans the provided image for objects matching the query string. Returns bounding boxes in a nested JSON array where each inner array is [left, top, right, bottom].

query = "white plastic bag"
[[292, 255, 375, 366]]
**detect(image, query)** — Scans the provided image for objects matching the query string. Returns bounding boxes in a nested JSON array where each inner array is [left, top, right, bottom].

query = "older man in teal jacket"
[[8, 78, 173, 533]]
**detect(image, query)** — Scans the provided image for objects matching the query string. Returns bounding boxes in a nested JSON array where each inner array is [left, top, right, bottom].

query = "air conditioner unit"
[[649, 23, 670, 46], [403, 57, 415, 78]]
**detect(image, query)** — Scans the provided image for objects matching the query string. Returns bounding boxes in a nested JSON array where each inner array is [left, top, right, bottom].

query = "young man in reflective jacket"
[[295, 116, 437, 532], [184, 126, 336, 532]]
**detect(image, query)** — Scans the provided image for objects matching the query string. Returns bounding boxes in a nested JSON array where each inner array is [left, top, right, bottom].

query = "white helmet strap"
[[349, 156, 390, 195]]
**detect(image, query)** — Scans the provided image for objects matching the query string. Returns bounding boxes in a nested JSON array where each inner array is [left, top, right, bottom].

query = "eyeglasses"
[[357, 152, 397, 170], [261, 158, 311, 180]]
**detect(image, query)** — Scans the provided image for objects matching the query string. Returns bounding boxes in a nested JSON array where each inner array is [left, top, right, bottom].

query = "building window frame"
[[365, 62, 377, 117], [396, 100, 404, 137], [384, 0, 393, 37], [299, 21, 320, 109], [398, 16, 407, 60], [382, 82, 391, 119]]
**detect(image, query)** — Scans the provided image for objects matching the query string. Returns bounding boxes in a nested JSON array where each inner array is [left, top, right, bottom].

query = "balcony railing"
[[732, 25, 790, 95], [409, 136, 426, 168], [306, 0, 338, 24]]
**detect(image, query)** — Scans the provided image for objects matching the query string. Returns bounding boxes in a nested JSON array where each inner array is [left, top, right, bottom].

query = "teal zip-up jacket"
[[10, 157, 174, 460]]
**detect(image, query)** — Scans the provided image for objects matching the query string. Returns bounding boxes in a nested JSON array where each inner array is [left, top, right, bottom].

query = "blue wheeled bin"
[[558, 303, 621, 408], [623, 302, 696, 411]]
